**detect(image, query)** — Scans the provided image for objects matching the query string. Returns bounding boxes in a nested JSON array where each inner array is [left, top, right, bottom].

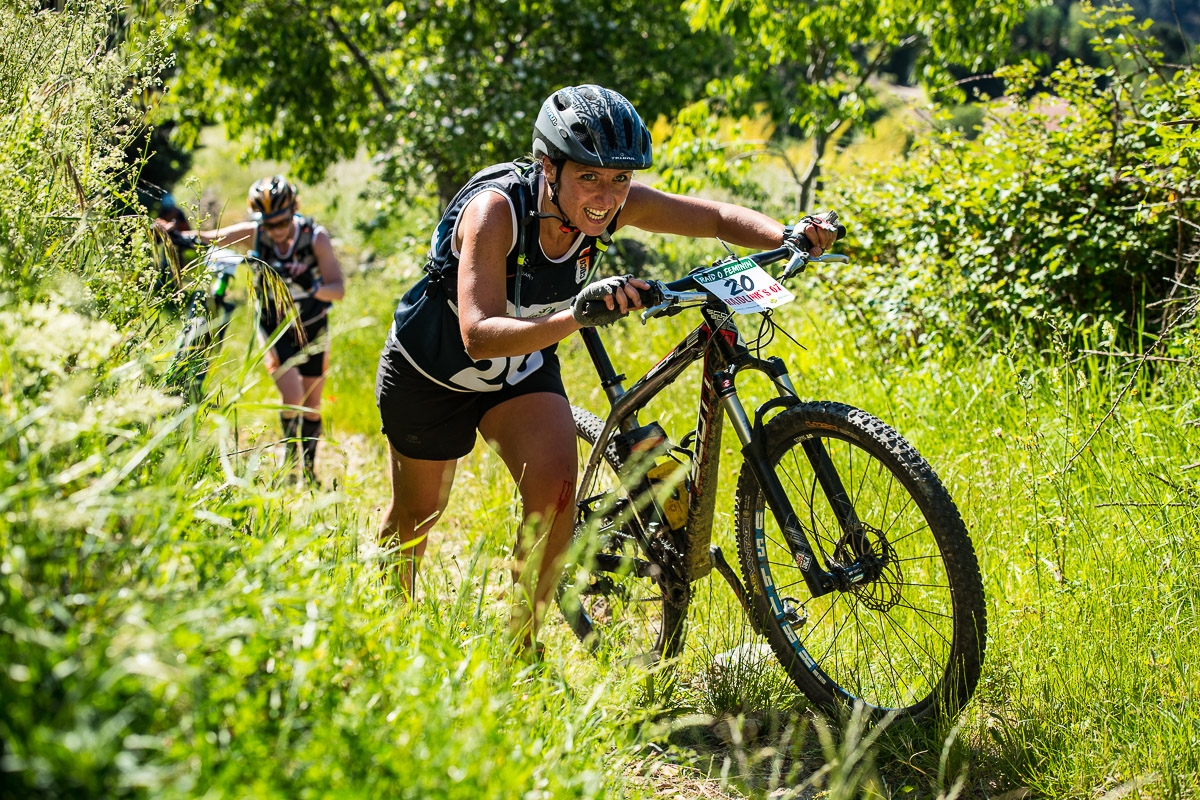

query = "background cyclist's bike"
[[161, 241, 242, 402], [559, 221, 987, 721]]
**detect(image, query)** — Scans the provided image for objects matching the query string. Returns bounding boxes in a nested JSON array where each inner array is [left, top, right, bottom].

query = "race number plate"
[[694, 258, 795, 314]]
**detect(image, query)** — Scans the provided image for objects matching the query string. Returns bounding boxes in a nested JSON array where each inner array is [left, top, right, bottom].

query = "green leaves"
[[163, 0, 725, 206], [827, 9, 1199, 352], [672, 0, 1029, 209]]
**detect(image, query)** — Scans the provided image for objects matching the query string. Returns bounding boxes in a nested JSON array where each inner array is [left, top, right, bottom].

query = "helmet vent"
[[533, 85, 653, 170], [599, 116, 618, 149], [570, 122, 597, 154]]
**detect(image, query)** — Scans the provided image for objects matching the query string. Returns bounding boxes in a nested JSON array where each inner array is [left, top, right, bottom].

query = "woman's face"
[[548, 159, 635, 236], [260, 211, 295, 245]]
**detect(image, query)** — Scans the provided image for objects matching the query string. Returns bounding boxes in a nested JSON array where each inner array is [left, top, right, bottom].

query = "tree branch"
[[322, 12, 392, 108]]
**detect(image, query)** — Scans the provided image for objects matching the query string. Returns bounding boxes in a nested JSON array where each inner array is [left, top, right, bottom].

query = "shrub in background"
[[827, 6, 1198, 354]]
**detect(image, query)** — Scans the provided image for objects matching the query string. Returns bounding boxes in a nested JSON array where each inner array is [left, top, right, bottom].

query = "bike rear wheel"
[[734, 401, 986, 720], [558, 406, 689, 663]]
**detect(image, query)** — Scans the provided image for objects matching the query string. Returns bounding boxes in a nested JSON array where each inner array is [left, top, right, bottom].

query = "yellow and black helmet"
[[247, 175, 297, 222]]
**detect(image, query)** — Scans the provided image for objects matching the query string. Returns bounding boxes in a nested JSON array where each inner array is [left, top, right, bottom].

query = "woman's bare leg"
[[479, 392, 577, 650], [379, 444, 457, 598], [262, 338, 308, 472], [296, 349, 329, 481]]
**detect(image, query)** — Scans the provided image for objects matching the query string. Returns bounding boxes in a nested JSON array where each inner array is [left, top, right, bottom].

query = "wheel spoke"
[[560, 407, 688, 662], [735, 405, 985, 720]]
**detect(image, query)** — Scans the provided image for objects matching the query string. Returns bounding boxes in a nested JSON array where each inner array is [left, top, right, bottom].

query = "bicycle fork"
[[713, 357, 863, 600]]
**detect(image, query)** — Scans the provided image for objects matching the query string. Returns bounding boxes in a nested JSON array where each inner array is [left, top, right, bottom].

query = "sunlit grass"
[[5, 11, 1198, 794]]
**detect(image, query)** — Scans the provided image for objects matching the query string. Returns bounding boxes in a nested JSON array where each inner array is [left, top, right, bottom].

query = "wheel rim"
[[753, 430, 961, 715]]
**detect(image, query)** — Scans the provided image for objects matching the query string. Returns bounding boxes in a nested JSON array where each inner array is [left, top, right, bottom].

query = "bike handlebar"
[[639, 249, 850, 323], [578, 217, 847, 324]]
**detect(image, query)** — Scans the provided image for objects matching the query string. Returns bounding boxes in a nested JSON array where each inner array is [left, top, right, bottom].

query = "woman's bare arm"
[[617, 182, 834, 254], [312, 228, 344, 302], [455, 192, 583, 360]]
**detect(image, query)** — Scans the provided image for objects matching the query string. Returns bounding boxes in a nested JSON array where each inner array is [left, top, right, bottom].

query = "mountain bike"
[[162, 242, 242, 402], [558, 225, 987, 720]]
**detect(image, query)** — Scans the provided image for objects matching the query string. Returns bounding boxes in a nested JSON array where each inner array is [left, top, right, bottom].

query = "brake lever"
[[638, 283, 708, 324], [639, 282, 671, 324], [639, 302, 673, 323], [779, 249, 810, 281]]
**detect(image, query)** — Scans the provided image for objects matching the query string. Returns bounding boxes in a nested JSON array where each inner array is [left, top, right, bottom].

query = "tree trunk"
[[798, 130, 830, 213]]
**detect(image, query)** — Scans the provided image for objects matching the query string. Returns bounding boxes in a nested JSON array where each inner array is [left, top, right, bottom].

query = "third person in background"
[[164, 176, 345, 485]]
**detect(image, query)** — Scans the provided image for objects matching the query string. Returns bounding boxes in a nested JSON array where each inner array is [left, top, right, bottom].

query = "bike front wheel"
[[734, 401, 986, 720], [557, 406, 689, 664]]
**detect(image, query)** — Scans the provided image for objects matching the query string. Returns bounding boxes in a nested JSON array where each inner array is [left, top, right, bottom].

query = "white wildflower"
[[80, 382, 183, 429], [0, 301, 121, 380]]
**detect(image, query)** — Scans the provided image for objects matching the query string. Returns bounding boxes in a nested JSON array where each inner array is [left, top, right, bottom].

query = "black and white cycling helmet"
[[533, 85, 653, 170]]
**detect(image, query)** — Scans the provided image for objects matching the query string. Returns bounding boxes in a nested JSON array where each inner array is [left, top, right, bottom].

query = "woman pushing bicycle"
[[160, 176, 345, 485], [376, 84, 837, 652]]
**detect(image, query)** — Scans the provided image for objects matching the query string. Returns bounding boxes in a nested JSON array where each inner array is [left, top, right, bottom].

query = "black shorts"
[[375, 344, 567, 461], [259, 312, 329, 378]]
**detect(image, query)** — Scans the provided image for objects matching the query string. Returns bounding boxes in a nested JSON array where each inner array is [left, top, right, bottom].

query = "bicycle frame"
[[577, 285, 860, 599], [165, 249, 241, 400]]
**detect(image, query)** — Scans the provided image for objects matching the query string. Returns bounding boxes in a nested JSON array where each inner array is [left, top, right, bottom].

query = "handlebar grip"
[[641, 283, 665, 308], [800, 211, 846, 245], [579, 283, 664, 323]]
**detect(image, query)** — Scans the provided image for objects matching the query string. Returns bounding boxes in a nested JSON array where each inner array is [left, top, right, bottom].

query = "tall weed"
[[0, 5, 655, 798]]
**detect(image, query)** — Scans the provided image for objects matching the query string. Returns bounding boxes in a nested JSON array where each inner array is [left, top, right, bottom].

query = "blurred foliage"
[[675, 0, 1031, 210], [154, 0, 730, 208], [949, 0, 1195, 101], [827, 4, 1199, 354], [0, 1, 169, 315], [933, 104, 987, 140], [1010, 0, 1198, 68]]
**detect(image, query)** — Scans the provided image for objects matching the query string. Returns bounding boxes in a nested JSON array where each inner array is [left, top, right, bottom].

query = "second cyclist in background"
[[165, 176, 345, 485], [153, 193, 194, 300]]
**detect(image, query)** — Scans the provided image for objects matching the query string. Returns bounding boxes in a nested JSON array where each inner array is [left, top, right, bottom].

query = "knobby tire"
[[734, 401, 986, 720]]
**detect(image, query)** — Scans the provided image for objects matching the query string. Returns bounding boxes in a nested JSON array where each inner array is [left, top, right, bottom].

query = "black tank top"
[[253, 216, 330, 328], [389, 161, 614, 392]]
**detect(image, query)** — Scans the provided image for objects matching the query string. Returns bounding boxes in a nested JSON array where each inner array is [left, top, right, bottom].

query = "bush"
[[933, 104, 985, 140], [827, 7, 1199, 354]]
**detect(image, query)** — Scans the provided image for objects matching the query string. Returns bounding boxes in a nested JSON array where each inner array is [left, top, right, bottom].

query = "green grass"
[[5, 8, 1200, 795]]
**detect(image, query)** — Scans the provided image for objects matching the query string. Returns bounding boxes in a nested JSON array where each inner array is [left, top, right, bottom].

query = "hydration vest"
[[253, 215, 330, 328], [389, 161, 615, 393]]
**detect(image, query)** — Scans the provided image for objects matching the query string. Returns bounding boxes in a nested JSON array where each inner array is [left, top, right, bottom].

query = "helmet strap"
[[541, 182, 580, 234], [539, 159, 580, 234], [536, 209, 580, 235]]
